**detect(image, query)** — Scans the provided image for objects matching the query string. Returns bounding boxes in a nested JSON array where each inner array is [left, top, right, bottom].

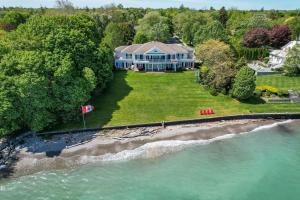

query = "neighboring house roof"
[[115, 41, 193, 54]]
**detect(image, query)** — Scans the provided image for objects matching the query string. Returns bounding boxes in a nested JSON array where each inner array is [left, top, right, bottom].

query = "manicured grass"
[[58, 71, 300, 131], [256, 74, 300, 93]]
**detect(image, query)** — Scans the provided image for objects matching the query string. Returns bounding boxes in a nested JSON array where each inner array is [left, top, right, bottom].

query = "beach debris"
[[113, 127, 161, 140]]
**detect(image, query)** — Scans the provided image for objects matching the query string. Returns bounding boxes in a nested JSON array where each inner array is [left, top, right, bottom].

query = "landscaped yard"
[[58, 71, 300, 131]]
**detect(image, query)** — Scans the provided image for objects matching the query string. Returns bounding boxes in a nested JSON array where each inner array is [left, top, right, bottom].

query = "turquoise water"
[[1, 121, 300, 200]]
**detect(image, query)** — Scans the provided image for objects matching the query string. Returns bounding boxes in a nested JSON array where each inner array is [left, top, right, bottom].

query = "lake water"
[[1, 121, 300, 200]]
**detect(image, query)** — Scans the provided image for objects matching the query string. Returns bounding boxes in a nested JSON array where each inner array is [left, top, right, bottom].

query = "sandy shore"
[[0, 119, 291, 178]]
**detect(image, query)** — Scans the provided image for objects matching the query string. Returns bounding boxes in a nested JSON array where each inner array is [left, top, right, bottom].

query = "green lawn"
[[256, 74, 300, 93], [58, 71, 300, 131]]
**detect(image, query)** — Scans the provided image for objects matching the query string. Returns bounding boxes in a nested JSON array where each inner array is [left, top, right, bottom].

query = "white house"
[[268, 41, 300, 68], [114, 41, 194, 71]]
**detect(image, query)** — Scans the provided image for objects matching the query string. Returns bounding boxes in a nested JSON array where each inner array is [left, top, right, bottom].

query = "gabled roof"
[[115, 41, 193, 54]]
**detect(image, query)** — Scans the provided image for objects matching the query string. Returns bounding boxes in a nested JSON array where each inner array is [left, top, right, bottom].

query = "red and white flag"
[[82, 105, 95, 114]]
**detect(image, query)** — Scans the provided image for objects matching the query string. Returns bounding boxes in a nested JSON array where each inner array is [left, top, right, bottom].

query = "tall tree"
[[193, 21, 228, 46], [0, 14, 113, 135], [135, 11, 171, 42], [173, 11, 209, 45], [195, 39, 235, 93], [102, 22, 135, 49]]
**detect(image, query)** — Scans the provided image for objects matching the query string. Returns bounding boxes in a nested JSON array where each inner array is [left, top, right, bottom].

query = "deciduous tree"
[[135, 11, 171, 42], [269, 25, 292, 48]]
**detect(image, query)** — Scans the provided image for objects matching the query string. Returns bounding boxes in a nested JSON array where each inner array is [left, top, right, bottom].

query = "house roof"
[[115, 41, 193, 54]]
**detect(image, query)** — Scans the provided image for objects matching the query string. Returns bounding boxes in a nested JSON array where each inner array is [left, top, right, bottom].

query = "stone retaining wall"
[[38, 113, 300, 136]]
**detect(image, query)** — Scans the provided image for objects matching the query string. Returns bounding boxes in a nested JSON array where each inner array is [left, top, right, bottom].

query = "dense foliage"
[[196, 39, 235, 94], [285, 44, 300, 76], [134, 11, 172, 43], [102, 22, 135, 49], [285, 17, 300, 40], [243, 28, 270, 48], [0, 14, 113, 136], [269, 25, 292, 48], [232, 67, 256, 100], [0, 11, 28, 31]]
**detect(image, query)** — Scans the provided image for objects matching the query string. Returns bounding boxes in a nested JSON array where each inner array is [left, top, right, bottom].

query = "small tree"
[[285, 45, 300, 76], [243, 28, 270, 48], [269, 25, 292, 48], [232, 67, 256, 100], [286, 17, 300, 40]]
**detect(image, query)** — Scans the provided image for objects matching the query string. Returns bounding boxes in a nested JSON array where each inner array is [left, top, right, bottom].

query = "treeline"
[[0, 14, 113, 136]]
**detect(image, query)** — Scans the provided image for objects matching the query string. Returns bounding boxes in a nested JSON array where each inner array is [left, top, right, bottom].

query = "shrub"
[[256, 85, 279, 94], [209, 87, 219, 96], [269, 25, 292, 48], [243, 28, 270, 48], [232, 67, 256, 100], [256, 85, 288, 97]]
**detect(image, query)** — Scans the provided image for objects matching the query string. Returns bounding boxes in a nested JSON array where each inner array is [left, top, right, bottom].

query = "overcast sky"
[[0, 0, 299, 10]]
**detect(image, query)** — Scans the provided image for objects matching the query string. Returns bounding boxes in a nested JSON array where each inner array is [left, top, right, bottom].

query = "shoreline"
[[0, 119, 294, 179]]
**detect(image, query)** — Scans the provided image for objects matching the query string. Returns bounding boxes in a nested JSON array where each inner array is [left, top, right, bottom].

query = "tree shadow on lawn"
[[240, 96, 266, 105], [86, 70, 133, 128]]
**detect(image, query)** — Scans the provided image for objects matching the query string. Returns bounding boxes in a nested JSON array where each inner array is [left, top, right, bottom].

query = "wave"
[[78, 120, 293, 165], [249, 120, 293, 132]]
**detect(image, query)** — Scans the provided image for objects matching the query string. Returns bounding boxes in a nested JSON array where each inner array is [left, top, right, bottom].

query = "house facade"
[[114, 41, 194, 71], [268, 41, 300, 68]]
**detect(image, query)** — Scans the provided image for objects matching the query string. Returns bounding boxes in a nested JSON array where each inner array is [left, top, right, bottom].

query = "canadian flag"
[[82, 105, 95, 114]]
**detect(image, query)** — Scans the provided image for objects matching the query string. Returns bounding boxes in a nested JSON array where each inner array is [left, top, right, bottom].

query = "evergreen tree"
[[232, 67, 256, 100], [218, 6, 228, 27]]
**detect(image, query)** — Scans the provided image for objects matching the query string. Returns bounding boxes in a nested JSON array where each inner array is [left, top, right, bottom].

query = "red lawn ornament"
[[198, 108, 215, 115]]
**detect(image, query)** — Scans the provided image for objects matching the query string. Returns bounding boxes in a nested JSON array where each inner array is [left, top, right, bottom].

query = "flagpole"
[[82, 106, 86, 129], [82, 112, 86, 129]]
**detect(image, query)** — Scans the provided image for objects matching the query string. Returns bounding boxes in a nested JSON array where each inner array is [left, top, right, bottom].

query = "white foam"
[[249, 120, 293, 132], [77, 120, 293, 164]]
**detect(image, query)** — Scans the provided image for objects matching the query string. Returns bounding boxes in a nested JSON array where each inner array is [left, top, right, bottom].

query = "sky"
[[0, 0, 299, 10]]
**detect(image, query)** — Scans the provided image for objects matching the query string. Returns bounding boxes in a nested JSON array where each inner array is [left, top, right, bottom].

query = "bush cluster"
[[243, 25, 292, 48], [255, 85, 289, 98]]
